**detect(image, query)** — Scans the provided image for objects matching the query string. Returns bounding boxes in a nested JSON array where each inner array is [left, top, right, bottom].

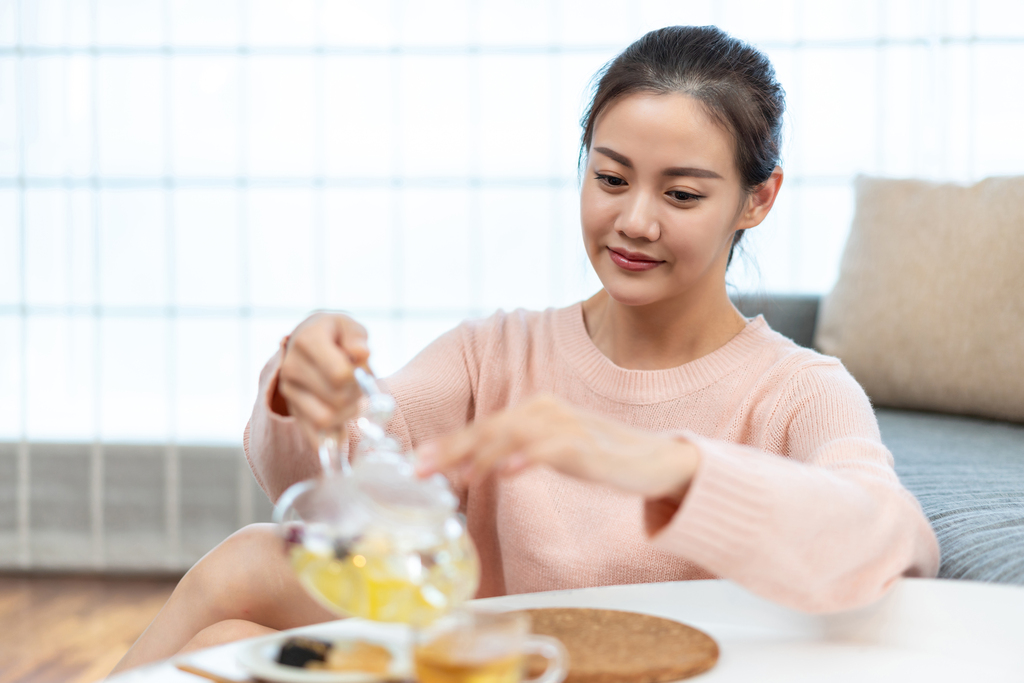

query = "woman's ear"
[[737, 166, 784, 231]]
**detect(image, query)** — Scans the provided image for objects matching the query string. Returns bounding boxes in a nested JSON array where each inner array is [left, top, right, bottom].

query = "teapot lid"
[[352, 449, 458, 523]]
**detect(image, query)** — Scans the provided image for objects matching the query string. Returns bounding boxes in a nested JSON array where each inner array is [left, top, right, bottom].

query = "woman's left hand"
[[415, 394, 700, 502]]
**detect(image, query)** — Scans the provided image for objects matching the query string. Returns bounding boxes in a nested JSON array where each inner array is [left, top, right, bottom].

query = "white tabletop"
[[110, 578, 1024, 683]]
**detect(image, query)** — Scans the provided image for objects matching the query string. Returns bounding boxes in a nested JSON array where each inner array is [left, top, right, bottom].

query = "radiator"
[[0, 442, 274, 572]]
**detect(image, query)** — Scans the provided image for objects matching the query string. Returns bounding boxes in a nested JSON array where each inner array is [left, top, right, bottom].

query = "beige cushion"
[[814, 175, 1024, 423]]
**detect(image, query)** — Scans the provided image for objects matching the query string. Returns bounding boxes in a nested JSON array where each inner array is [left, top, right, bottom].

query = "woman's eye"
[[667, 190, 700, 202], [595, 174, 626, 187]]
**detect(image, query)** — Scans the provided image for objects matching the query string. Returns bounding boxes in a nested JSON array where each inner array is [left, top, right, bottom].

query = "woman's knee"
[[178, 523, 284, 612], [174, 522, 332, 630], [198, 523, 280, 575], [221, 522, 281, 552]]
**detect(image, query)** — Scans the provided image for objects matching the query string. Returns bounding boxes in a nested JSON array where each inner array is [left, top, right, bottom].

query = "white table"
[[109, 578, 1024, 682]]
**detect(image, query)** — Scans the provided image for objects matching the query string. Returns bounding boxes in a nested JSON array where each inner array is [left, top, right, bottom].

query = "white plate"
[[234, 620, 414, 683]]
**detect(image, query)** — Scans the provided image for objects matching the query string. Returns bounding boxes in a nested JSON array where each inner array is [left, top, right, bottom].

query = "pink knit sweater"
[[244, 304, 940, 614]]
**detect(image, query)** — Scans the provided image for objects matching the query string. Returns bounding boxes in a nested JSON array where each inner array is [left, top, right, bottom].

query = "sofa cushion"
[[879, 408, 1024, 583], [814, 175, 1024, 423]]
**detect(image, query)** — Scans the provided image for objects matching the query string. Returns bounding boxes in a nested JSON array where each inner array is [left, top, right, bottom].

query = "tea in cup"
[[414, 609, 568, 683]]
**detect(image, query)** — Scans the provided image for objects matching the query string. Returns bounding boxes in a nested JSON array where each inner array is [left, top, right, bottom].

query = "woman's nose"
[[616, 193, 661, 242]]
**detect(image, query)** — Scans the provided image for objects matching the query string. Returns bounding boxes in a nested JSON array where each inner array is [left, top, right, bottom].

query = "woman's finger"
[[418, 401, 560, 478], [462, 424, 528, 484], [282, 315, 370, 426], [281, 346, 358, 412], [332, 315, 370, 368], [416, 424, 481, 475], [284, 386, 340, 432], [525, 435, 599, 482], [417, 412, 522, 477], [283, 386, 347, 450], [292, 325, 357, 392], [497, 451, 532, 476]]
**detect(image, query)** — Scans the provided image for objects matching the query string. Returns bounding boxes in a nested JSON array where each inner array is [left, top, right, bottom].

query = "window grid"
[[3, 0, 1023, 570]]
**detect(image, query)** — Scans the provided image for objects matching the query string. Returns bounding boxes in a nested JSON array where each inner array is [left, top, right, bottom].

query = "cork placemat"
[[522, 608, 718, 683]]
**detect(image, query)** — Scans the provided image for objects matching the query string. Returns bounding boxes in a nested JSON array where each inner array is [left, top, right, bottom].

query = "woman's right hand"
[[275, 312, 371, 448]]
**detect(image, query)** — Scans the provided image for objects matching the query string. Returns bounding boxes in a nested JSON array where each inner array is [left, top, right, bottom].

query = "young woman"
[[110, 25, 939, 674]]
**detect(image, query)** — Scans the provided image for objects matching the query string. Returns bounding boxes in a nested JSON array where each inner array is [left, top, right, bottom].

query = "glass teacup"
[[414, 609, 569, 683]]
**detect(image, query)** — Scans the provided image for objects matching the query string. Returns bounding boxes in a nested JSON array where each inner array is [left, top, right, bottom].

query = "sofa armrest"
[[731, 294, 821, 349]]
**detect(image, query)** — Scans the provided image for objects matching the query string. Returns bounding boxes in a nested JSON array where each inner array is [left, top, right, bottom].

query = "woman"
[[110, 25, 938, 674]]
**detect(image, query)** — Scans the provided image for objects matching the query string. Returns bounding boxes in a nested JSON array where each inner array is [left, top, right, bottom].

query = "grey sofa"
[[735, 294, 1024, 583]]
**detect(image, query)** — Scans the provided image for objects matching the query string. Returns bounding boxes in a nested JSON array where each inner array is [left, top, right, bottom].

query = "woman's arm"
[[418, 361, 940, 613], [243, 345, 320, 502], [245, 312, 371, 501], [648, 362, 940, 613], [244, 315, 487, 502]]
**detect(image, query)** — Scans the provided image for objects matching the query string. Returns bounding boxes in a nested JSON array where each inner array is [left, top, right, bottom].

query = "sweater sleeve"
[[649, 360, 940, 614], [244, 320, 483, 503], [243, 345, 317, 502]]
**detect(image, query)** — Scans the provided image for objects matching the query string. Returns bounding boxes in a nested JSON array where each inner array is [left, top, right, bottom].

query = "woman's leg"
[[177, 619, 279, 654], [108, 523, 335, 676]]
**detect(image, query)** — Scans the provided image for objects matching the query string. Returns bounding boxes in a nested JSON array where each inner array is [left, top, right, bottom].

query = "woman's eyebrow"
[[594, 146, 633, 168], [593, 146, 722, 179], [662, 166, 723, 179]]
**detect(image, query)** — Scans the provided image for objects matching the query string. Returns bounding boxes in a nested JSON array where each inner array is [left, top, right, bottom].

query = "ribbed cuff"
[[650, 433, 774, 574]]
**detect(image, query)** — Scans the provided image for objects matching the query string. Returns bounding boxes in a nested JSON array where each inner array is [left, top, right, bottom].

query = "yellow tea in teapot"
[[289, 533, 478, 625]]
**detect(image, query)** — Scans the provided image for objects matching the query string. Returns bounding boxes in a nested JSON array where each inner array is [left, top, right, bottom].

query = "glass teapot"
[[273, 369, 480, 626]]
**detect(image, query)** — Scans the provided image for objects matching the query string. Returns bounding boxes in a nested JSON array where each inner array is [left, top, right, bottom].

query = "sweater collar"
[[553, 302, 771, 404]]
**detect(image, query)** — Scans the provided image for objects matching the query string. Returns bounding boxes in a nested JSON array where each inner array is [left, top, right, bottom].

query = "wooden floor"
[[0, 573, 181, 683]]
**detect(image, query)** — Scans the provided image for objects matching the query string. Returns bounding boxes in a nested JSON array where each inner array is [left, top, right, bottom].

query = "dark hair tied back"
[[580, 26, 786, 263]]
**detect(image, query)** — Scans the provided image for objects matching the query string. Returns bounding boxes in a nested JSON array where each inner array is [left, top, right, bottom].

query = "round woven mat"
[[523, 608, 718, 683]]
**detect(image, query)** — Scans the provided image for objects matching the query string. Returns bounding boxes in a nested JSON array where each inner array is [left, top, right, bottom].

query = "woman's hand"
[[274, 312, 371, 448], [415, 394, 701, 504]]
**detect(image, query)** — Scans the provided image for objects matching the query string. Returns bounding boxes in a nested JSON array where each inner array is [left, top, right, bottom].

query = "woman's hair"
[[580, 26, 786, 264]]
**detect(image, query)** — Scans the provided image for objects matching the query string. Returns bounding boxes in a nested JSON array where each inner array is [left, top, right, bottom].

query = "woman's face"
[[580, 92, 750, 308]]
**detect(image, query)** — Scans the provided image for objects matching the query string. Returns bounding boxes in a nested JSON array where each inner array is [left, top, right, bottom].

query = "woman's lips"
[[607, 247, 663, 272]]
